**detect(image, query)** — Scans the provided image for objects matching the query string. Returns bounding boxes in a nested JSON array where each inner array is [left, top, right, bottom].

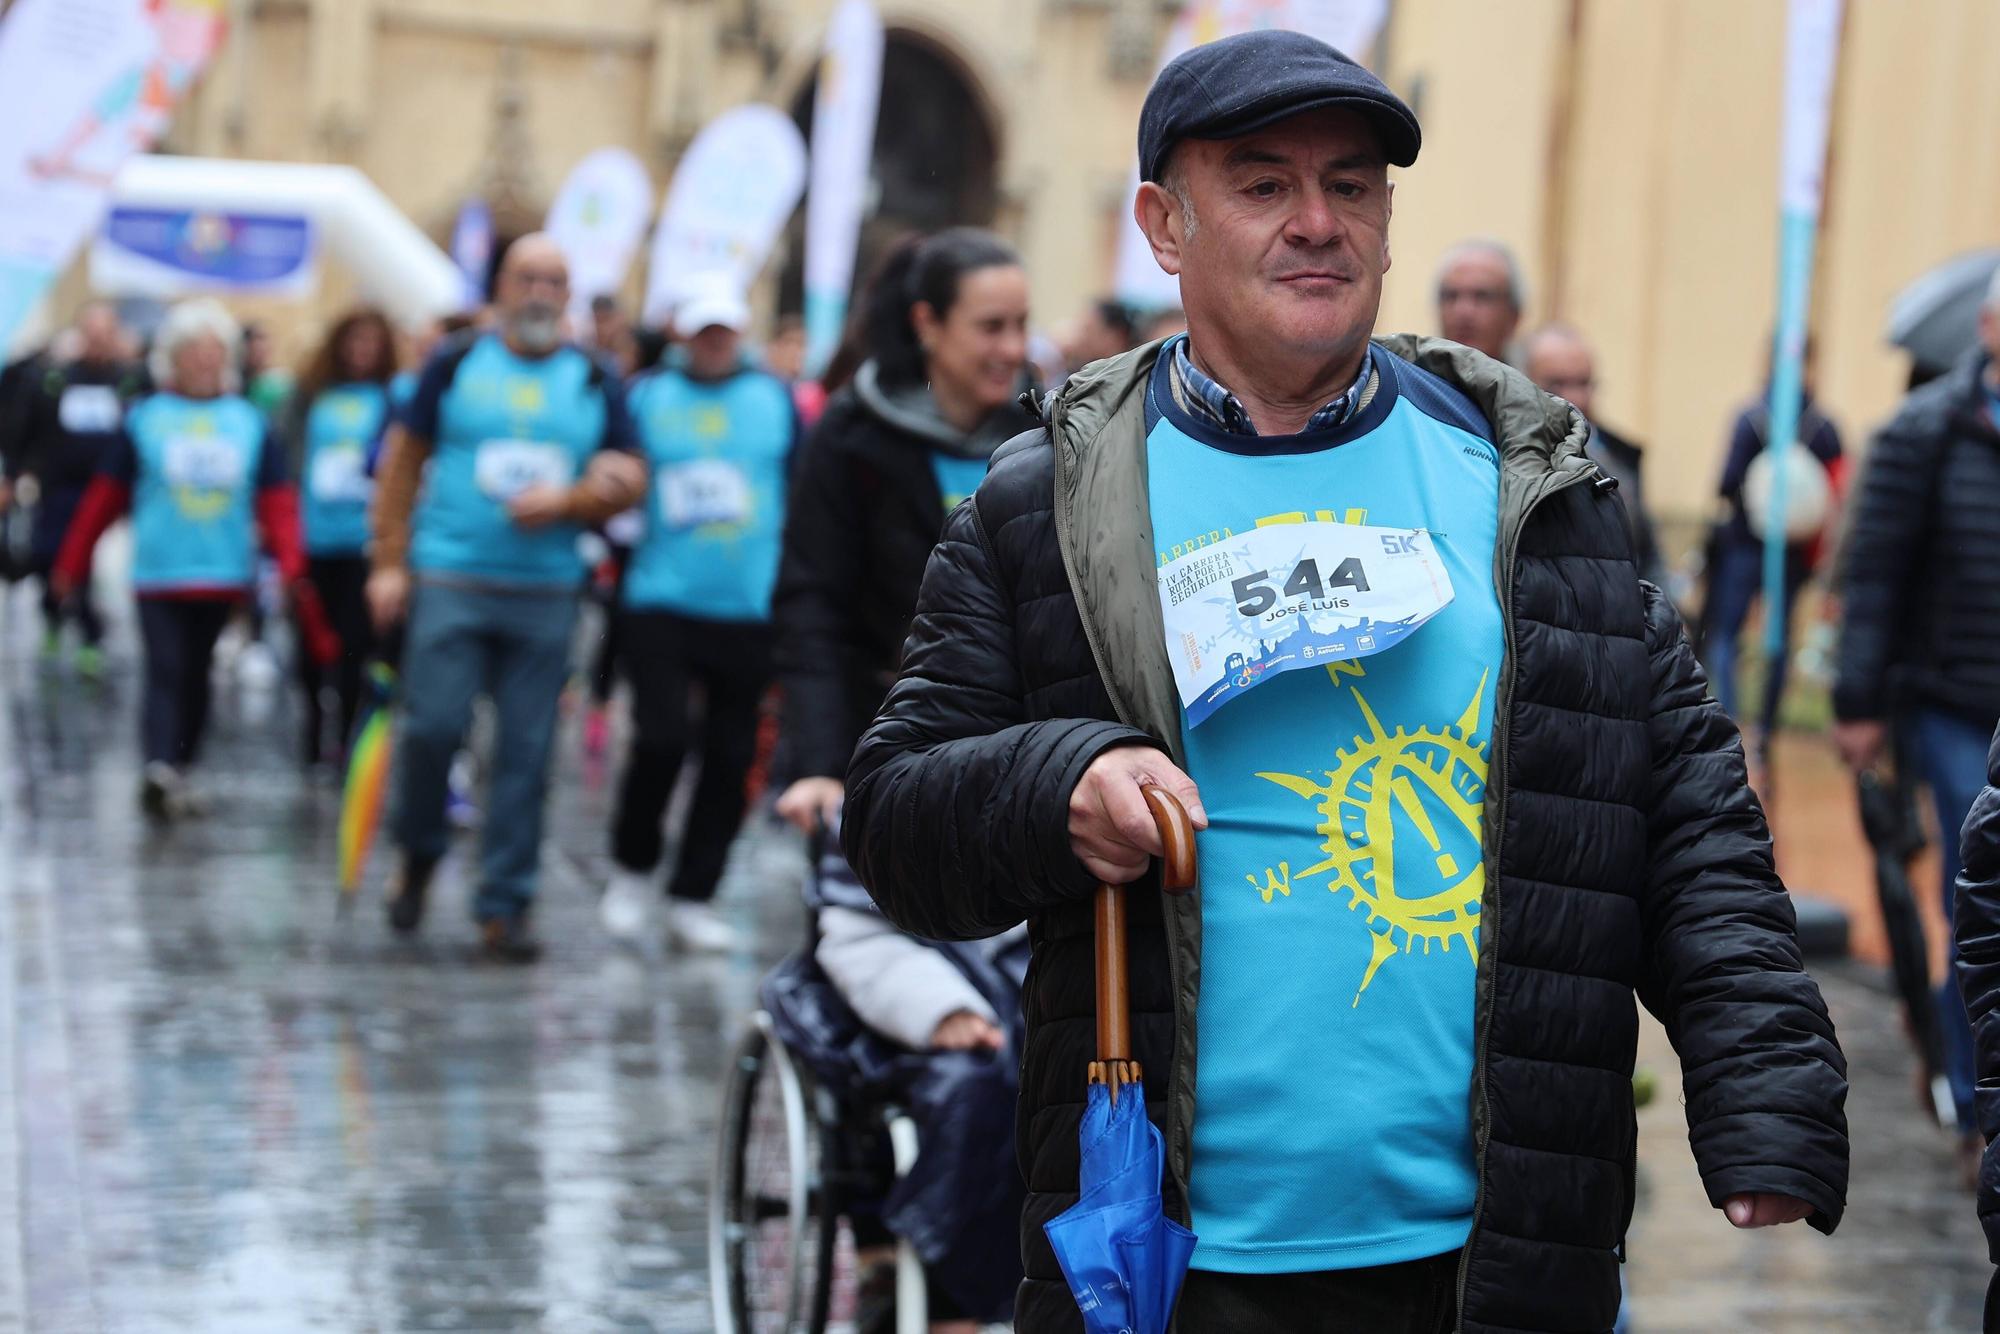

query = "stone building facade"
[[129, 0, 2000, 518]]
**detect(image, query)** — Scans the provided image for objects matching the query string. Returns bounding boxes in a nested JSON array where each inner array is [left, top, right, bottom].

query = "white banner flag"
[[643, 105, 809, 327], [1756, 0, 1843, 656], [802, 0, 885, 374], [1113, 0, 1390, 311], [1777, 0, 1841, 218], [0, 0, 226, 352], [545, 147, 655, 333]]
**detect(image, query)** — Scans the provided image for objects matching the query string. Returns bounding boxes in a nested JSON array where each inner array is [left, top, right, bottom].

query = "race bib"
[[161, 433, 249, 492], [474, 439, 574, 501], [308, 442, 371, 503], [58, 384, 122, 434], [659, 459, 751, 530], [1158, 523, 1456, 727]]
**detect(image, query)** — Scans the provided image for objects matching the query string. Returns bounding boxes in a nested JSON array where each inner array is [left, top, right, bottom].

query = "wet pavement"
[[0, 585, 1990, 1332]]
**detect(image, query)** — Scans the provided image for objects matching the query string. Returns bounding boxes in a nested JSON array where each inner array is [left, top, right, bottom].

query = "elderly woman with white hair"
[[53, 298, 336, 817]]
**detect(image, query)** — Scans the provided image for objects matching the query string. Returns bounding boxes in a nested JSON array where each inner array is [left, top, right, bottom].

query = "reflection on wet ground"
[[0, 601, 1988, 1331]]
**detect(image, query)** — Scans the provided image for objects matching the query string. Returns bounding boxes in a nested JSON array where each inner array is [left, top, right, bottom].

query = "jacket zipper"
[[1046, 394, 1196, 1227], [1455, 463, 1598, 1330]]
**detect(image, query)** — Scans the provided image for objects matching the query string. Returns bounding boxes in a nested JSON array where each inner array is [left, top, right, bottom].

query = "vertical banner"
[[449, 198, 493, 307], [802, 0, 884, 376], [545, 147, 655, 334], [0, 0, 226, 352], [1113, 0, 1389, 312], [642, 105, 808, 326], [1761, 0, 1843, 657]]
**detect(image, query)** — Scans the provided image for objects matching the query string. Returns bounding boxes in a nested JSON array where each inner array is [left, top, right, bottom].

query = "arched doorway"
[[776, 30, 1000, 319]]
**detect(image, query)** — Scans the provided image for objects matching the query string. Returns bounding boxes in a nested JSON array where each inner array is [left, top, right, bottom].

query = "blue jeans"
[[1700, 537, 1810, 740], [1911, 706, 1992, 1127], [392, 581, 578, 923]]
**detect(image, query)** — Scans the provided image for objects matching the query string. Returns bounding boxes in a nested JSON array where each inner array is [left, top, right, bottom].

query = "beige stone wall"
[[1368, 0, 2000, 519], [135, 0, 1999, 522]]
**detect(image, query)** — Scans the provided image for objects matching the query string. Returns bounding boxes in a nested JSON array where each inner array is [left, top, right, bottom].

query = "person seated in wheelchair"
[[763, 833, 1028, 1333]]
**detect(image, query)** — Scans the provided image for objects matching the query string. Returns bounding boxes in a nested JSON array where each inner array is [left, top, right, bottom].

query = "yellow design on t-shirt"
[[1252, 666, 1490, 1007]]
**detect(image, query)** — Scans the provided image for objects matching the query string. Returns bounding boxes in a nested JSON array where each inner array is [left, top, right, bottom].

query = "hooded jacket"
[[844, 336, 1849, 1333], [772, 360, 1030, 781]]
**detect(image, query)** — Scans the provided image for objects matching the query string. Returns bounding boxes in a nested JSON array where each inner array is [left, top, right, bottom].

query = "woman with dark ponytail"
[[765, 228, 1033, 1330], [772, 227, 1033, 832]]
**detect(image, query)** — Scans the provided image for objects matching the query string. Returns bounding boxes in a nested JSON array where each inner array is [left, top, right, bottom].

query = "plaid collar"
[[1171, 337, 1374, 436]]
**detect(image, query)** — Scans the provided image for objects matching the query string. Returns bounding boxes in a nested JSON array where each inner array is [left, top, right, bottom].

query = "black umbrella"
[[1885, 249, 2000, 377], [1856, 767, 1956, 1127]]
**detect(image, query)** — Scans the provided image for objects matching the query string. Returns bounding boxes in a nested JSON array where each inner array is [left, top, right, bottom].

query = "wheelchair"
[[709, 1004, 927, 1334]]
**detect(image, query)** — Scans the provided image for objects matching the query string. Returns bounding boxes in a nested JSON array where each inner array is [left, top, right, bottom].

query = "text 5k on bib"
[[1157, 522, 1456, 727]]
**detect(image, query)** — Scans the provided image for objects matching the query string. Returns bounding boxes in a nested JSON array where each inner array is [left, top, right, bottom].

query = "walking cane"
[[1091, 786, 1198, 1102]]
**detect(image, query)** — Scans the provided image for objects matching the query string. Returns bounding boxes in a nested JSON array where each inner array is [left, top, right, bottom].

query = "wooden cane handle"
[[1142, 786, 1198, 894], [1095, 786, 1201, 1070]]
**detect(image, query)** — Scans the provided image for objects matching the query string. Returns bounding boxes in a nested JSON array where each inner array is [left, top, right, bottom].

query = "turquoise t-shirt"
[[301, 381, 389, 557], [1144, 345, 1505, 1274], [623, 366, 796, 622], [401, 334, 635, 587], [123, 392, 276, 592], [931, 452, 990, 511]]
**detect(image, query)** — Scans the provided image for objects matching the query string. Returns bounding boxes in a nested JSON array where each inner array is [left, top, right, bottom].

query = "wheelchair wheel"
[[712, 1011, 848, 1333]]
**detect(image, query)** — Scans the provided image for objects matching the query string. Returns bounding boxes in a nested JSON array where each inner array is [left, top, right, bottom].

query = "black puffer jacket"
[[1956, 730, 2000, 1268], [845, 337, 1849, 1333], [772, 361, 1030, 780], [1835, 352, 2000, 725]]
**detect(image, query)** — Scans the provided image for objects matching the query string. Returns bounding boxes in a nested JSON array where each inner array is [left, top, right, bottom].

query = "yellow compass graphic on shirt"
[[1251, 668, 1490, 1007]]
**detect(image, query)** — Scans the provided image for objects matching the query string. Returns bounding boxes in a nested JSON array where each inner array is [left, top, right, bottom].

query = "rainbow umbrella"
[[338, 662, 398, 905]]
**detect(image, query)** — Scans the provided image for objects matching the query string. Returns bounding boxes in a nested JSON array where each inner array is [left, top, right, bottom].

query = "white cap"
[[672, 281, 752, 339]]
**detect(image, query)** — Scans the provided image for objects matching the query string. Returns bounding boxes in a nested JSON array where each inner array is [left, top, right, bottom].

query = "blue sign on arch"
[[94, 207, 316, 295]]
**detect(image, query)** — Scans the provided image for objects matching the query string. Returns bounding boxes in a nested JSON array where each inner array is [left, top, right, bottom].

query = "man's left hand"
[[581, 451, 646, 511], [508, 484, 572, 529], [1723, 1193, 1814, 1228]]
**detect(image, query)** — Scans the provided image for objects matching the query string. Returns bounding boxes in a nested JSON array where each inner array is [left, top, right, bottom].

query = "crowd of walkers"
[[3, 37, 1998, 1318]]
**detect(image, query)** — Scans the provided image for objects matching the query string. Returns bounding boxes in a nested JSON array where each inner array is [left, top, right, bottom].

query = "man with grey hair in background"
[[1835, 262, 2000, 1169], [1525, 322, 1664, 586], [1435, 237, 1525, 364]]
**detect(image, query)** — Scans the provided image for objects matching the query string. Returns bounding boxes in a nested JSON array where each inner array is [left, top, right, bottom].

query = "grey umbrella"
[[1886, 248, 2000, 375]]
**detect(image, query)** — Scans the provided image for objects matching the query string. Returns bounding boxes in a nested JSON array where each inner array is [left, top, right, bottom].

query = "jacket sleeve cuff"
[[1700, 1163, 1844, 1236]]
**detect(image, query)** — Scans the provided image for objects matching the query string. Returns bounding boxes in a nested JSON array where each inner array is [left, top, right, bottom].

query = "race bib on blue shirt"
[[162, 432, 251, 492], [1158, 522, 1456, 727], [659, 458, 752, 530], [474, 438, 574, 501], [308, 441, 370, 503]]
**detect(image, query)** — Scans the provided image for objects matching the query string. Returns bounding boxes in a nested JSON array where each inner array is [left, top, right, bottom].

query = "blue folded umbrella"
[[1043, 1082, 1197, 1334]]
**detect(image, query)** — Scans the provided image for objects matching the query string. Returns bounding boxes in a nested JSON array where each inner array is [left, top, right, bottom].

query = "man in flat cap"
[[842, 30, 1848, 1333]]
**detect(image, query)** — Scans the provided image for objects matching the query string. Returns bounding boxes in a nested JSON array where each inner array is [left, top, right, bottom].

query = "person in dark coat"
[[1696, 339, 1844, 754], [1524, 323, 1664, 588], [770, 228, 1035, 835], [841, 32, 1848, 1334], [1848, 266, 2000, 1165], [3, 301, 146, 674], [769, 227, 1036, 1330]]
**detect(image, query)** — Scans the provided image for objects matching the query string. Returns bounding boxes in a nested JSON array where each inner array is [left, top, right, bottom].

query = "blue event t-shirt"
[[1143, 343, 1505, 1274], [931, 452, 990, 511], [623, 365, 797, 622], [399, 333, 635, 587], [114, 392, 283, 593], [301, 381, 390, 557]]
